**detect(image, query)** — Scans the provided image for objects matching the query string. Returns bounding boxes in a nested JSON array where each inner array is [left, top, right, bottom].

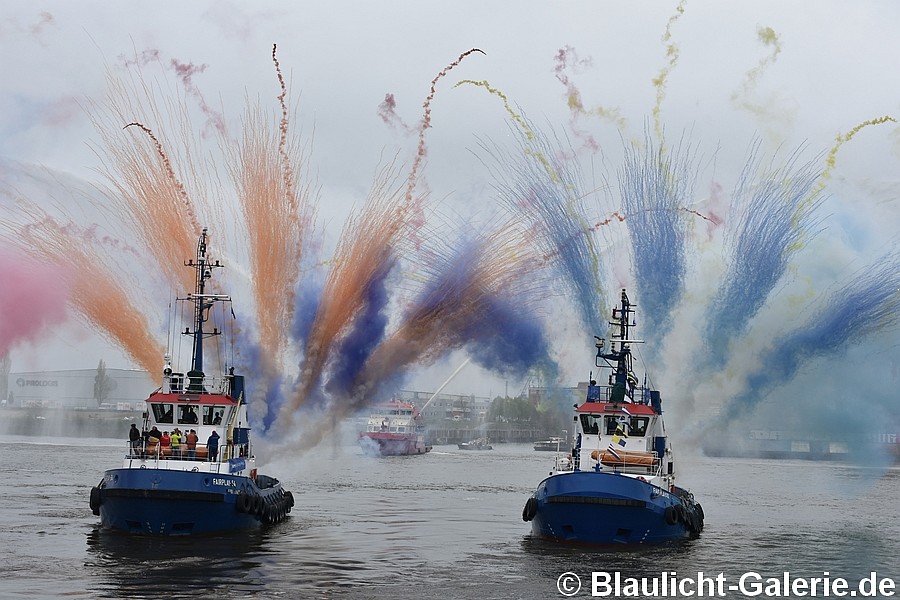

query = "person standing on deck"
[[170, 428, 182, 459], [207, 430, 220, 462], [186, 429, 198, 460], [128, 424, 140, 456]]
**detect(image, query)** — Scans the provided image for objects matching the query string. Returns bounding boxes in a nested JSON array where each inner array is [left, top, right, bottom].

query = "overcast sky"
[[2, 1, 899, 401]]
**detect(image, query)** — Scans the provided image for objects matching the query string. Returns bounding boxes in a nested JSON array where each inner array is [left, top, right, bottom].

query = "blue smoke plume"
[[325, 257, 394, 397], [721, 249, 900, 421], [704, 140, 824, 366], [619, 131, 695, 342], [291, 269, 324, 346], [481, 120, 608, 333], [463, 295, 557, 379]]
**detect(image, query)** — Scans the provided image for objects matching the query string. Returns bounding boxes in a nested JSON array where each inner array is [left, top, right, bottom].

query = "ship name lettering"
[[212, 478, 235, 487]]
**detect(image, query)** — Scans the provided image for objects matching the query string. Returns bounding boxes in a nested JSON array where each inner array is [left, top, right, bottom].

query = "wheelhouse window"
[[178, 405, 199, 425], [629, 417, 649, 437], [580, 414, 602, 434], [605, 415, 626, 435], [152, 403, 174, 424], [203, 406, 225, 425]]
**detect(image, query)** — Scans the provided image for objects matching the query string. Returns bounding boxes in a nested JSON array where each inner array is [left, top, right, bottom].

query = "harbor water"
[[1, 434, 898, 599]]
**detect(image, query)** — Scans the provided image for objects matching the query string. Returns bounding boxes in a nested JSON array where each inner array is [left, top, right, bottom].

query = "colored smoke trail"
[[730, 26, 782, 124], [90, 65, 208, 296], [482, 119, 608, 332], [551, 46, 625, 149], [282, 49, 485, 423], [619, 131, 694, 341], [454, 79, 535, 142], [718, 249, 900, 422], [323, 256, 393, 399], [809, 115, 897, 200], [5, 213, 164, 373], [0, 248, 70, 356], [703, 141, 824, 364], [227, 44, 315, 379], [455, 78, 611, 331], [404, 48, 484, 206], [651, 0, 686, 144], [287, 222, 553, 452], [282, 161, 407, 420], [352, 221, 551, 399]]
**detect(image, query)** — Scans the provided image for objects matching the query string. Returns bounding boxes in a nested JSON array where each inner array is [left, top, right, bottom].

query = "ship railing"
[[555, 454, 574, 472], [593, 448, 662, 477], [125, 441, 216, 462], [166, 374, 230, 395]]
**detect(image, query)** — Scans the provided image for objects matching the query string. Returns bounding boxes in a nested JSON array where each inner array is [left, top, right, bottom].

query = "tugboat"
[[89, 228, 293, 535], [458, 437, 493, 451], [522, 289, 703, 544], [359, 398, 432, 456]]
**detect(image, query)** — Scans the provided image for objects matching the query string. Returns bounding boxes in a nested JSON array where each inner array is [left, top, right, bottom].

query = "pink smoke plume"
[[117, 49, 226, 136], [377, 93, 413, 132], [0, 250, 71, 356], [170, 59, 227, 136]]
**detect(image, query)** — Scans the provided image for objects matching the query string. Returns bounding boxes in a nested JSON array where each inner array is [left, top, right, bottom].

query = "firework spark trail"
[[228, 45, 315, 383], [0, 249, 70, 356], [719, 250, 900, 422], [280, 50, 484, 423], [703, 141, 824, 364], [282, 161, 407, 421], [3, 213, 164, 372], [619, 130, 694, 341], [730, 26, 782, 119], [481, 120, 608, 332], [90, 66, 206, 295], [404, 48, 485, 206], [551, 46, 625, 148], [278, 222, 553, 449], [354, 221, 551, 394], [807, 115, 897, 201], [651, 0, 686, 144]]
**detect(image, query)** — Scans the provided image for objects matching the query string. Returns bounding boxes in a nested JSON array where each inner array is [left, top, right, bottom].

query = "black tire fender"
[[89, 487, 102, 516], [664, 505, 678, 525], [522, 497, 538, 522], [236, 492, 253, 513]]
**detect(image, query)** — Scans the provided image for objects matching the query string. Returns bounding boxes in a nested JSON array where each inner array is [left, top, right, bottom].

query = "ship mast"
[[183, 227, 226, 376], [596, 288, 637, 404]]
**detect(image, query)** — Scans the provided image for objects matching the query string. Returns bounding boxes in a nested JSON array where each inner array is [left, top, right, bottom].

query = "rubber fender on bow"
[[285, 490, 295, 508], [236, 492, 253, 513], [664, 505, 678, 525], [522, 497, 538, 522], [89, 487, 102, 516]]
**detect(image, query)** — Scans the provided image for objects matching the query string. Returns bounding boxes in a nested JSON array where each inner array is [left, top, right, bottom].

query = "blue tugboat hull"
[[95, 468, 291, 535], [528, 471, 697, 545]]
